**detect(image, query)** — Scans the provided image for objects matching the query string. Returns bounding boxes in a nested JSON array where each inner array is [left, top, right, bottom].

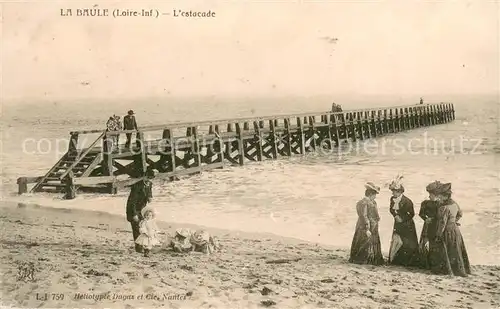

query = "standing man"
[[124, 110, 138, 148], [126, 171, 154, 253]]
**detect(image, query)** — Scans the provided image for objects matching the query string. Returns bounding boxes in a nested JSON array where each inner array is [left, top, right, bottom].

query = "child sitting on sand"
[[169, 228, 221, 255], [170, 228, 194, 253], [135, 206, 160, 257]]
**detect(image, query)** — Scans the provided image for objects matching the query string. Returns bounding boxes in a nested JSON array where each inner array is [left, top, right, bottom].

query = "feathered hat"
[[388, 174, 404, 192]]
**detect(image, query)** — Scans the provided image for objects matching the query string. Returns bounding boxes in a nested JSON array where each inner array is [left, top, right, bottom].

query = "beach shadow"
[[344, 259, 434, 276], [306, 251, 435, 277]]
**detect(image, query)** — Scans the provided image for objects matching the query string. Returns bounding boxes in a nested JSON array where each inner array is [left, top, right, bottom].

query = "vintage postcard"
[[1, 0, 498, 308]]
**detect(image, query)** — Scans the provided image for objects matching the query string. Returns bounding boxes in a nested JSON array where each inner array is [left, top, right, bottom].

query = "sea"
[[1, 94, 499, 265]]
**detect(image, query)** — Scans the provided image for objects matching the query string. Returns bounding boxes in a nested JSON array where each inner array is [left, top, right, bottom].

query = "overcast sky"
[[2, 0, 498, 101]]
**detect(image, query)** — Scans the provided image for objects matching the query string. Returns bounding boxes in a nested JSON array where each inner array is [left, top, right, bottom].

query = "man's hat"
[[128, 110, 134, 115], [145, 167, 157, 178]]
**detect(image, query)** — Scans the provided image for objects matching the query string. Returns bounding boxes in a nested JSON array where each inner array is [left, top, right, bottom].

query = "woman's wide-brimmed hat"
[[364, 182, 380, 193], [426, 180, 442, 193], [175, 228, 193, 238], [190, 230, 211, 246], [435, 182, 452, 196], [140, 205, 156, 218]]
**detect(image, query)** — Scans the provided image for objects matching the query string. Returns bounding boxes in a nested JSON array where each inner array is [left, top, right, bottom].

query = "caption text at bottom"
[[36, 293, 189, 301]]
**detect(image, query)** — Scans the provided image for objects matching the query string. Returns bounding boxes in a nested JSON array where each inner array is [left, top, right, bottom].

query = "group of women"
[[348, 176, 471, 277]]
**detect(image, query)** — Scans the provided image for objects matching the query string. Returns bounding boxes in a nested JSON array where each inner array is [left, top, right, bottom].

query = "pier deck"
[[17, 103, 455, 198]]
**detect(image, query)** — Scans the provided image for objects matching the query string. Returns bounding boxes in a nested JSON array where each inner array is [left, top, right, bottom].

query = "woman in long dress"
[[418, 180, 441, 269], [349, 182, 385, 265], [431, 182, 471, 277], [387, 176, 420, 267]]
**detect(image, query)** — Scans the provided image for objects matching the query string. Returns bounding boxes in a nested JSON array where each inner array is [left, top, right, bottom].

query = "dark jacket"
[[390, 195, 417, 234], [419, 200, 439, 239], [126, 180, 152, 222], [123, 115, 138, 130]]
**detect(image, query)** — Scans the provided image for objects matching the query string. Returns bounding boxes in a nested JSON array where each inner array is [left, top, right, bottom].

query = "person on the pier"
[[123, 110, 139, 149], [126, 168, 154, 253], [418, 180, 442, 269], [431, 182, 471, 277], [331, 102, 343, 113], [387, 175, 420, 267], [113, 114, 123, 147], [105, 115, 119, 152], [106, 116, 116, 130], [348, 182, 385, 265], [135, 205, 160, 257]]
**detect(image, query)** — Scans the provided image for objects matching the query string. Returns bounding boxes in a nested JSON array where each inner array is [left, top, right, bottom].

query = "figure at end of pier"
[[331, 102, 343, 112]]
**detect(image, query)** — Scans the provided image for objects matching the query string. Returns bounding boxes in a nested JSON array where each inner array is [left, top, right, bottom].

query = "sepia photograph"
[[1, 0, 499, 308]]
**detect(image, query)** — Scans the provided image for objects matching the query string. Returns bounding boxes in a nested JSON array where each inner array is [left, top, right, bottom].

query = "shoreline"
[[0, 200, 334, 248], [1, 202, 499, 308], [4, 191, 499, 267]]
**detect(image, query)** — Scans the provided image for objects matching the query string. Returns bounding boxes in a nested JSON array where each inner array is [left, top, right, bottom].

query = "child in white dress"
[[135, 206, 160, 257]]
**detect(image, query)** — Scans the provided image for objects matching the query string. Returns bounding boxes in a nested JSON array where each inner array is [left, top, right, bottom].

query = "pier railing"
[[17, 102, 455, 198]]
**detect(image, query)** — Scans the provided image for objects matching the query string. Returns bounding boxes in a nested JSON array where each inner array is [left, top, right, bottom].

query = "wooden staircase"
[[31, 151, 103, 193]]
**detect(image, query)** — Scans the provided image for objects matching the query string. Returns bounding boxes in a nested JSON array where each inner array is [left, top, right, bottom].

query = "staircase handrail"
[[59, 131, 106, 180]]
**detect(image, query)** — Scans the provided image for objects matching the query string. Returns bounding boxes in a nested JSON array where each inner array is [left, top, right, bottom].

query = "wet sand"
[[1, 203, 499, 309]]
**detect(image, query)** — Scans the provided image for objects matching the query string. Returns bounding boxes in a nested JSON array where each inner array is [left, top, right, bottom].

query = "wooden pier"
[[17, 103, 455, 198]]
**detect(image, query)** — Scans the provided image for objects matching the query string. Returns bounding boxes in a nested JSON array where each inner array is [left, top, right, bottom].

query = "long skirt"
[[349, 222, 385, 266], [389, 220, 421, 267], [430, 225, 471, 277], [418, 224, 433, 269], [418, 236, 431, 269]]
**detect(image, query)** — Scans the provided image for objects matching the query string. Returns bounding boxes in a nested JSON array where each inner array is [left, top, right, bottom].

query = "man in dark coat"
[[123, 110, 139, 148], [126, 177, 153, 253]]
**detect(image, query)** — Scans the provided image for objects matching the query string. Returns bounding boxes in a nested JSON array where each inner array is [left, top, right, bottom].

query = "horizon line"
[[2, 92, 498, 105]]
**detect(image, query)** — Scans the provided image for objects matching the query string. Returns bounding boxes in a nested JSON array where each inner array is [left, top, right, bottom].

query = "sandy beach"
[[2, 0, 499, 307], [1, 202, 498, 309]]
